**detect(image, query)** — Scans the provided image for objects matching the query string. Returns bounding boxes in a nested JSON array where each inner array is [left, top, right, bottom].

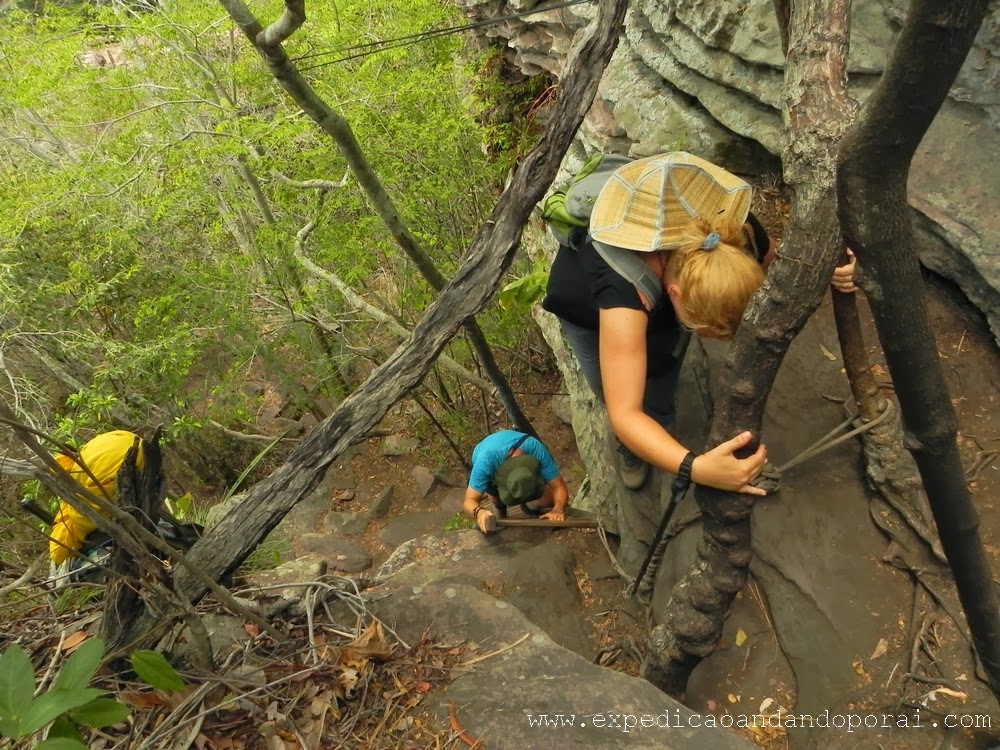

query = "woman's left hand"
[[832, 249, 858, 293], [540, 509, 566, 521]]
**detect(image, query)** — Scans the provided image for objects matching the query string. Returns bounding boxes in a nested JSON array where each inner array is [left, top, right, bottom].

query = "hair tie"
[[701, 232, 722, 250]]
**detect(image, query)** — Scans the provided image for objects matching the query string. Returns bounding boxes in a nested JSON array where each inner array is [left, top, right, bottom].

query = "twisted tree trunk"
[[645, 0, 856, 694], [219, 0, 533, 434], [99, 0, 629, 650], [837, 0, 1000, 699]]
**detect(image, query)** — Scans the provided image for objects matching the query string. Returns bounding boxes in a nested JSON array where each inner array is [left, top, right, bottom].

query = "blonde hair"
[[664, 217, 765, 339]]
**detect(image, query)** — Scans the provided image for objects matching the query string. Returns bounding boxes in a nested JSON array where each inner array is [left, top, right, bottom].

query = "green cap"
[[495, 454, 545, 507]]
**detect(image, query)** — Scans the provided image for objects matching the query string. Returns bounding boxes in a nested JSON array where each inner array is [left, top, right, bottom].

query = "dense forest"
[[0, 0, 548, 488]]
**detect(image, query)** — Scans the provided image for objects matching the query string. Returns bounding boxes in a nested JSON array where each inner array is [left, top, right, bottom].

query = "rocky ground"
[[215, 270, 1000, 750]]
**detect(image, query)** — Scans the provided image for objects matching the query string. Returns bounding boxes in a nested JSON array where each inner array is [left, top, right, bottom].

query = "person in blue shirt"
[[462, 430, 571, 534]]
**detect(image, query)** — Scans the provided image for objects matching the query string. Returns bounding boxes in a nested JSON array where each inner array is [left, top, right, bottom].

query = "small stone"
[[368, 486, 394, 519], [381, 434, 420, 456], [334, 489, 356, 503], [411, 466, 436, 498]]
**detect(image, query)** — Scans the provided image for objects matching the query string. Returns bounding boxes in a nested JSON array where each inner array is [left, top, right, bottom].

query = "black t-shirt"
[[541, 213, 770, 373]]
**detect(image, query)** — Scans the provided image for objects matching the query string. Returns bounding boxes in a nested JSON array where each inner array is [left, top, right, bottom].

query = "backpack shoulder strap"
[[592, 241, 663, 311], [506, 433, 531, 458]]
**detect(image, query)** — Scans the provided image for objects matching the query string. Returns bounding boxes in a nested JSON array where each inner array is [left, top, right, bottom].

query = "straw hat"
[[589, 152, 752, 252]]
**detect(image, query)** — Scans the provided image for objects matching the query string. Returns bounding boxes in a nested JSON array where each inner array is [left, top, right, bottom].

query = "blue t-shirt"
[[468, 430, 560, 494]]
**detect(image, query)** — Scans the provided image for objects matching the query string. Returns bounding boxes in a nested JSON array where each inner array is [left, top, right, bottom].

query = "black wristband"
[[678, 452, 696, 483]]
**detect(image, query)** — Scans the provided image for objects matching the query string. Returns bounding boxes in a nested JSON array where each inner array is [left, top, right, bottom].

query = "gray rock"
[[367, 486, 394, 519], [324, 510, 370, 538], [369, 581, 756, 750], [378, 510, 453, 549], [381, 434, 420, 456], [585, 556, 621, 582], [550, 394, 574, 425], [411, 465, 436, 498], [472, 0, 1000, 344], [245, 554, 326, 590], [330, 472, 357, 491], [432, 466, 468, 487], [292, 534, 372, 573], [438, 487, 466, 514]]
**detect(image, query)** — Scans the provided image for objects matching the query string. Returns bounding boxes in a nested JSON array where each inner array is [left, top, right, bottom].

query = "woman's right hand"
[[691, 431, 768, 495]]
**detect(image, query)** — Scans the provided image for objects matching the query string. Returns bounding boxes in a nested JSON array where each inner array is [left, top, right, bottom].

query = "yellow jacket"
[[49, 430, 144, 564]]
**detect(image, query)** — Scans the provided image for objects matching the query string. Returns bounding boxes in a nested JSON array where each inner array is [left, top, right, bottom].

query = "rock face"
[[460, 0, 1000, 345], [370, 531, 759, 750]]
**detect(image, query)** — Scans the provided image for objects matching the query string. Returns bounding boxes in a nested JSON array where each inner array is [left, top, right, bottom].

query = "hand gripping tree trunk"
[[99, 0, 628, 651], [218, 0, 533, 435], [645, 0, 857, 695], [837, 0, 1000, 698]]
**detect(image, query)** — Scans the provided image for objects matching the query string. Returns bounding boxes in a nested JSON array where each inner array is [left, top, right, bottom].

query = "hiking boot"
[[616, 440, 649, 490]]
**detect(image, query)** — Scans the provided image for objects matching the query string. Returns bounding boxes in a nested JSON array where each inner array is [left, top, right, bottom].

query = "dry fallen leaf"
[[869, 638, 889, 660], [930, 687, 968, 701], [820, 344, 838, 361], [735, 628, 748, 647], [63, 630, 89, 653], [342, 621, 393, 662], [853, 659, 867, 677], [727, 693, 740, 703], [759, 698, 774, 713], [120, 691, 168, 709], [244, 622, 260, 637]]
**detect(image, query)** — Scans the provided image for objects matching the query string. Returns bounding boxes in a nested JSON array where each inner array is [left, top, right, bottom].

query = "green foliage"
[[443, 511, 475, 532], [51, 585, 104, 616], [243, 537, 289, 572], [0, 0, 543, 484], [128, 651, 185, 693], [0, 638, 130, 749], [498, 259, 550, 312]]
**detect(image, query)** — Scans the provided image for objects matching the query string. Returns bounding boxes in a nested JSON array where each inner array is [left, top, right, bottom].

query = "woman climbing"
[[541, 152, 856, 492]]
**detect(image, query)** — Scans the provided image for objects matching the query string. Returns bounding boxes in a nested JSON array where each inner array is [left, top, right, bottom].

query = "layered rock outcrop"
[[460, 0, 999, 344]]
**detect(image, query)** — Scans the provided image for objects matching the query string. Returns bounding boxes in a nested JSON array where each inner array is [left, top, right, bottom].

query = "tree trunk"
[[101, 431, 166, 653], [103, 0, 629, 650], [219, 0, 533, 435], [837, 0, 1000, 698], [645, 0, 856, 695]]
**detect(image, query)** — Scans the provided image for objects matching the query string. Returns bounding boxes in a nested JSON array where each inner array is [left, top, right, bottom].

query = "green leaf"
[[35, 738, 90, 750], [47, 715, 84, 742], [20, 688, 104, 735], [70, 697, 131, 727], [0, 644, 36, 737], [53, 638, 105, 693], [130, 651, 185, 692]]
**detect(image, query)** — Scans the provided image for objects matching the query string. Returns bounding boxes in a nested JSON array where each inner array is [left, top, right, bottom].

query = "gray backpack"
[[541, 153, 662, 309]]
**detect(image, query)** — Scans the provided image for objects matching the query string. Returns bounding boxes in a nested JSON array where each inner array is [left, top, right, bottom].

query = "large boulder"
[[461, 0, 1000, 345]]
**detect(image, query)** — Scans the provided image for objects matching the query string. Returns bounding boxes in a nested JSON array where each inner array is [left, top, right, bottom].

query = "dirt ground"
[[315, 269, 1000, 750]]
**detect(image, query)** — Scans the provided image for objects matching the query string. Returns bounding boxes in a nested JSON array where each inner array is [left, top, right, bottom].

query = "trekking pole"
[[626, 453, 695, 599]]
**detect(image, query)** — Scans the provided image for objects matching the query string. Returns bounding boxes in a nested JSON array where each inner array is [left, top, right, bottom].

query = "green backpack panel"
[[541, 153, 662, 309], [541, 153, 634, 248]]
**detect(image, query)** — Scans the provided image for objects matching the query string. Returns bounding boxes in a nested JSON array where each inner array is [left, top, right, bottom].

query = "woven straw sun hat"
[[589, 152, 752, 252]]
